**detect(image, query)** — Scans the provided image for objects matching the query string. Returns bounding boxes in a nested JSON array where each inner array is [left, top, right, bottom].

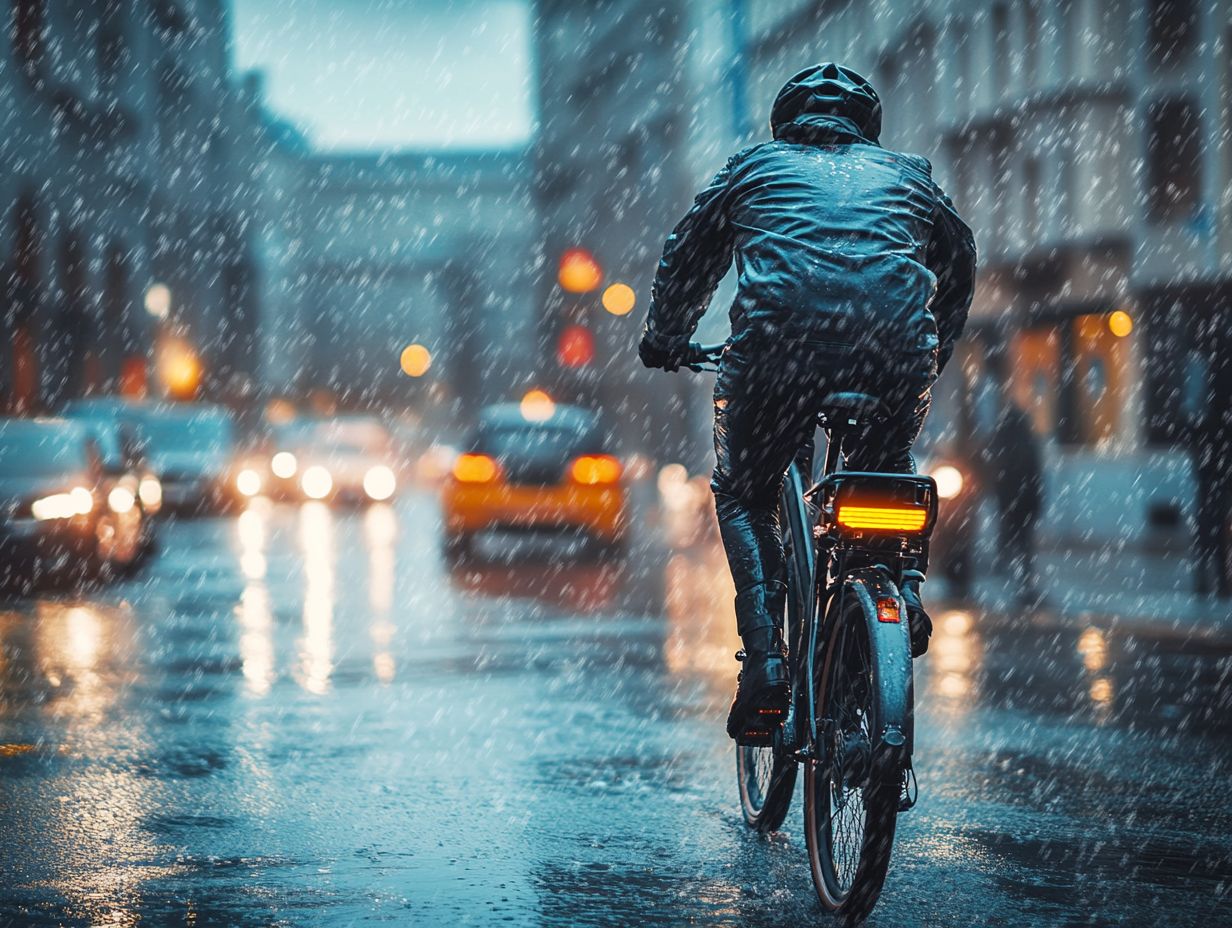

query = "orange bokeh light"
[[557, 248, 603, 293], [452, 453, 500, 484], [570, 454, 622, 485], [158, 338, 202, 399], [1108, 310, 1133, 338], [601, 283, 636, 316], [400, 343, 432, 377]]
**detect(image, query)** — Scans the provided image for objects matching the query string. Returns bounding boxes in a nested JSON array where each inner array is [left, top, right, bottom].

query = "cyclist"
[[638, 63, 976, 741]]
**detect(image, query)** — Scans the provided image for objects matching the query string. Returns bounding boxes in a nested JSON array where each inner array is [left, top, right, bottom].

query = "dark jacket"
[[645, 74, 977, 372]]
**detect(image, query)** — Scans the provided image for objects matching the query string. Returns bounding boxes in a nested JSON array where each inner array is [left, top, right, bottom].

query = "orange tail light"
[[835, 504, 928, 533], [569, 454, 622, 485], [453, 453, 500, 484]]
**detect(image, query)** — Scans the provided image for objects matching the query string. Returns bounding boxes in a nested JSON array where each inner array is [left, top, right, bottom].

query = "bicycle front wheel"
[[804, 588, 906, 922]]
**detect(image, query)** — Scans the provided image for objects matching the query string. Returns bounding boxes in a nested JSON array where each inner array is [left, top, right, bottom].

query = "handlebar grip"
[[684, 342, 726, 364]]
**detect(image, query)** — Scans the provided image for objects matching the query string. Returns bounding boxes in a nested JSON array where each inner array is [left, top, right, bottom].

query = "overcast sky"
[[230, 0, 534, 152]]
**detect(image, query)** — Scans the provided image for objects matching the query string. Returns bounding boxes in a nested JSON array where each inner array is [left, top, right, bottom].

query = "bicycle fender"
[[846, 568, 914, 776]]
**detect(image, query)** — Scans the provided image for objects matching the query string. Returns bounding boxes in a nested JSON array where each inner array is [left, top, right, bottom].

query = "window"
[[1145, 97, 1202, 222], [1013, 310, 1130, 447], [992, 4, 1010, 98], [1148, 0, 1197, 66], [1023, 1, 1040, 90], [1023, 157, 1042, 243], [11, 0, 43, 75], [97, 1, 126, 95]]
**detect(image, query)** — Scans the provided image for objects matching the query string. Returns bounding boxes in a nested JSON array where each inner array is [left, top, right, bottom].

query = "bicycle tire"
[[803, 587, 905, 923], [734, 464, 810, 831]]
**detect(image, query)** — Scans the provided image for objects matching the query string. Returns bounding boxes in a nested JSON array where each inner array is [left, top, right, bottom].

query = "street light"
[[157, 336, 202, 399], [1108, 310, 1133, 338], [145, 283, 171, 320]]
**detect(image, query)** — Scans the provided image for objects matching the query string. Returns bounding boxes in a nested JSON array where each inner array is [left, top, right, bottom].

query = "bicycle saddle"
[[818, 391, 889, 425]]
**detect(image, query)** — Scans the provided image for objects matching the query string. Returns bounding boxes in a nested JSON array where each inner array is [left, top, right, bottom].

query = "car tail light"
[[835, 504, 928, 533], [453, 453, 500, 484], [569, 454, 622, 485]]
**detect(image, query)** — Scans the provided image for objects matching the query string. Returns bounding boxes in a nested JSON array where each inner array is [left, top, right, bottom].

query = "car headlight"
[[931, 464, 964, 500], [363, 465, 396, 501], [236, 468, 263, 497], [108, 486, 136, 514], [138, 475, 162, 511], [301, 465, 332, 500], [32, 486, 94, 521], [271, 451, 297, 479]]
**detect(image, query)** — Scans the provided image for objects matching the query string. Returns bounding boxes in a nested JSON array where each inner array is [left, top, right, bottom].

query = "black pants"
[[710, 340, 937, 598], [1194, 466, 1231, 596]]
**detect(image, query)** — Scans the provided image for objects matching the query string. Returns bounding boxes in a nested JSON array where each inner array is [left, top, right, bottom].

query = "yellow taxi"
[[441, 399, 627, 559]]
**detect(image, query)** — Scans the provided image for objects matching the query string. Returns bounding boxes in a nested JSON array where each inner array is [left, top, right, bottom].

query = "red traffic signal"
[[557, 324, 595, 368]]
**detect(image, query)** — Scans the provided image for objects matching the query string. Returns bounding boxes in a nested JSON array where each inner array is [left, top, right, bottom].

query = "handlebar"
[[683, 342, 726, 372]]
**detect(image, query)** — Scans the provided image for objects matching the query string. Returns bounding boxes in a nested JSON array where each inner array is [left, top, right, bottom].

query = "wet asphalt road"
[[1, 490, 1230, 927]]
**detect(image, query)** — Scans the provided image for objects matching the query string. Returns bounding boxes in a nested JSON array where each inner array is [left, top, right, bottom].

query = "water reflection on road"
[[0, 488, 1227, 926]]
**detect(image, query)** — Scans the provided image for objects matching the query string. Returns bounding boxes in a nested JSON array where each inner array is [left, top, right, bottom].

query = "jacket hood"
[[770, 63, 882, 145]]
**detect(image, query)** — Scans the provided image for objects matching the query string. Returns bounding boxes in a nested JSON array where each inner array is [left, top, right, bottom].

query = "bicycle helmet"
[[770, 62, 882, 143]]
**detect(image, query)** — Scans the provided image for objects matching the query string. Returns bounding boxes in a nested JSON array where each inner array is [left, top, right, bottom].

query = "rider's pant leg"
[[711, 348, 819, 596]]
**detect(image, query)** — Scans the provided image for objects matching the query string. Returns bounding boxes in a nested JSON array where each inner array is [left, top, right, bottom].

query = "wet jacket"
[[646, 96, 977, 371]]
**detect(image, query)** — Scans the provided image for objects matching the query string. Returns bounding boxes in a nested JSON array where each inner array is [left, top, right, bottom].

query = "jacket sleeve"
[[644, 155, 740, 342], [925, 188, 977, 373]]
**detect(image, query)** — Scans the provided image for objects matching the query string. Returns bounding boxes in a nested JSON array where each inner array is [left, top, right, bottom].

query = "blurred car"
[[919, 452, 979, 595], [131, 403, 240, 513], [62, 398, 161, 572], [286, 415, 399, 505], [441, 403, 627, 559], [247, 418, 327, 502], [0, 419, 106, 589]]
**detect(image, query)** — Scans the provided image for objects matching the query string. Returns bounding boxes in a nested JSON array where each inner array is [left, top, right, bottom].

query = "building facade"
[[678, 0, 1229, 548], [531, 0, 720, 465], [277, 149, 537, 414], [0, 0, 265, 412]]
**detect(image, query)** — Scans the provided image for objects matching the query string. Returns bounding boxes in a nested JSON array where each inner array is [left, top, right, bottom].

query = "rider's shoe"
[[901, 573, 931, 658], [727, 580, 791, 743]]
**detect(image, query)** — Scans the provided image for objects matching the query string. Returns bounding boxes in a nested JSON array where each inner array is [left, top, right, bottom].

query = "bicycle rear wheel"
[[804, 590, 902, 922], [734, 463, 810, 831]]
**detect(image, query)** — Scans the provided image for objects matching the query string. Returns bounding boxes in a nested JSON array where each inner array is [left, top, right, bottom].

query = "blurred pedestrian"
[[1192, 333, 1232, 598], [987, 399, 1043, 604]]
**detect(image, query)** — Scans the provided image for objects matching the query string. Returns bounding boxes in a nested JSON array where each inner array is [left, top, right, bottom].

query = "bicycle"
[[685, 342, 937, 924]]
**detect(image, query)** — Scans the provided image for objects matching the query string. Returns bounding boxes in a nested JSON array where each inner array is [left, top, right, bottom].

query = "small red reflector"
[[877, 597, 901, 623]]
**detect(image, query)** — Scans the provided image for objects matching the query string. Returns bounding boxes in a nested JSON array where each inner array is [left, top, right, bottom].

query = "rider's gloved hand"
[[638, 324, 691, 371]]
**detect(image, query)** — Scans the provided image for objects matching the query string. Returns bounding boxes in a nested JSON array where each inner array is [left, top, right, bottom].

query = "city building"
[[0, 0, 263, 411], [1, 1, 539, 421], [275, 148, 537, 413], [575, 0, 1229, 549], [530, 0, 716, 466]]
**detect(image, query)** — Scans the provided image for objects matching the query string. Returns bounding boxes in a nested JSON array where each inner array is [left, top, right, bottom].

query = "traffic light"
[[557, 324, 595, 368]]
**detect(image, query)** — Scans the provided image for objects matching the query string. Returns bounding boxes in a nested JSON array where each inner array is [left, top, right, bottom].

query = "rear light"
[[453, 453, 500, 484], [569, 454, 622, 485], [835, 504, 928, 533], [876, 597, 901, 623]]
